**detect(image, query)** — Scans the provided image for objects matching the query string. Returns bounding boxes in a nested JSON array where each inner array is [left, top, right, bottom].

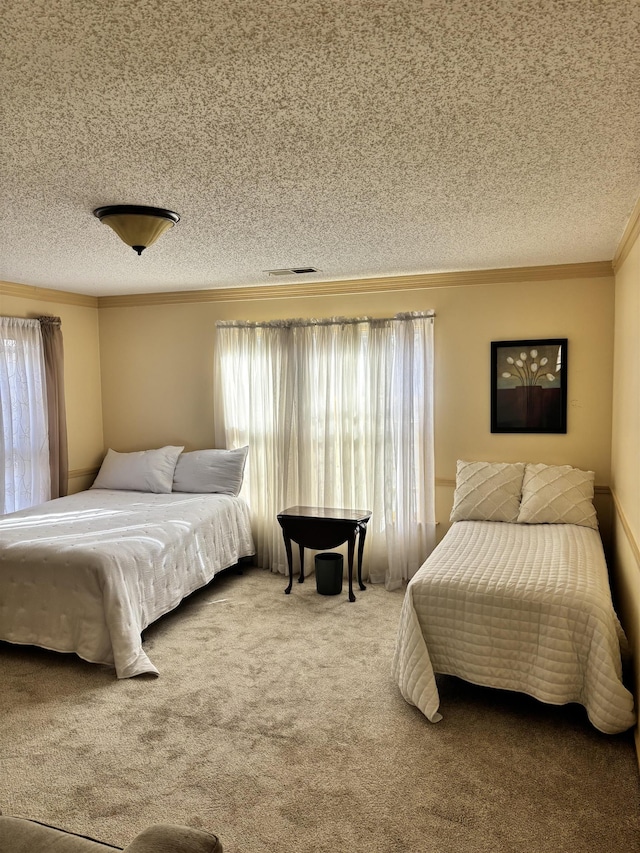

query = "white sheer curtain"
[[214, 312, 436, 590], [0, 317, 50, 514]]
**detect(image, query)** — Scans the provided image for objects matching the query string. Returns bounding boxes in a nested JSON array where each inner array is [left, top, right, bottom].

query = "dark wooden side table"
[[277, 506, 372, 602]]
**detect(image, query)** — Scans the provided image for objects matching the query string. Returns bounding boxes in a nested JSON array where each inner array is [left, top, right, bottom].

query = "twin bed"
[[0, 446, 254, 678], [393, 460, 636, 734]]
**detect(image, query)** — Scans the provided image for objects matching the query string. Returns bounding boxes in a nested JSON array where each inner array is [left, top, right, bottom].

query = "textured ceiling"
[[1, 0, 639, 297]]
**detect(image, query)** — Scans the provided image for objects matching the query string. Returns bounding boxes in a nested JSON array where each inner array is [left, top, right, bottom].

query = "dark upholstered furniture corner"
[[0, 815, 223, 853]]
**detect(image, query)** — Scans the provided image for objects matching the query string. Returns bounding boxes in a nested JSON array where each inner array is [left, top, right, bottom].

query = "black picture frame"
[[491, 338, 568, 434]]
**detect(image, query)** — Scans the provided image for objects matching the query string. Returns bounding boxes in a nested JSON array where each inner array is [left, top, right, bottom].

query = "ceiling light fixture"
[[93, 205, 180, 255]]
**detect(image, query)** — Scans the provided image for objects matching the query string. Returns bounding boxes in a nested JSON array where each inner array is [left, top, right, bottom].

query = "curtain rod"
[[216, 311, 435, 329]]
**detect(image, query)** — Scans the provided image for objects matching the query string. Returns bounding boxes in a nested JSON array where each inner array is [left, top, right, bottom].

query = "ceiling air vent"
[[266, 267, 319, 276]]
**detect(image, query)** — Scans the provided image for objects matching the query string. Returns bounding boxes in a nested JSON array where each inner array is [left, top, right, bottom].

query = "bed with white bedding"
[[0, 489, 255, 678], [393, 460, 636, 734]]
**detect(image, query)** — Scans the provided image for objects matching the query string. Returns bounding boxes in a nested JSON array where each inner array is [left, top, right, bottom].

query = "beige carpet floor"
[[1, 566, 639, 853]]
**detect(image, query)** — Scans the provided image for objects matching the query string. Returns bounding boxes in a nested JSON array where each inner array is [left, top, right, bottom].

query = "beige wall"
[[611, 228, 640, 757], [99, 269, 615, 540], [0, 285, 104, 494], [0, 271, 617, 508]]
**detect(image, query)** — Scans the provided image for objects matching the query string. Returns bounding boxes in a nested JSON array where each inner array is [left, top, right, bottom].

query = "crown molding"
[[97, 261, 613, 309], [2, 260, 614, 310], [0, 280, 98, 308], [613, 193, 640, 273]]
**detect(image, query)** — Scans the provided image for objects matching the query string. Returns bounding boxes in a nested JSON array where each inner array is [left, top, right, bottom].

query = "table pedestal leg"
[[298, 544, 305, 583], [357, 522, 368, 591], [284, 534, 293, 594], [347, 532, 356, 602]]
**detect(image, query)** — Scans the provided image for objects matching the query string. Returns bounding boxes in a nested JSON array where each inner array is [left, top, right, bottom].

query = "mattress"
[[0, 489, 255, 678], [392, 520, 635, 734]]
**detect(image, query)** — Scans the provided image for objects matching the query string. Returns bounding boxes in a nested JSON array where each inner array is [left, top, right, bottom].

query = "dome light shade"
[[93, 205, 180, 255]]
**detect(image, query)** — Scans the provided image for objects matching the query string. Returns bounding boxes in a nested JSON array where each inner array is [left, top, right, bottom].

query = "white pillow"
[[517, 463, 598, 529], [172, 446, 249, 496], [449, 460, 525, 523], [91, 446, 184, 494]]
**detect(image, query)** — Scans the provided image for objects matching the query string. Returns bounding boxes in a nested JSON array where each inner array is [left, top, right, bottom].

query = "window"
[[215, 312, 436, 589], [0, 318, 50, 514]]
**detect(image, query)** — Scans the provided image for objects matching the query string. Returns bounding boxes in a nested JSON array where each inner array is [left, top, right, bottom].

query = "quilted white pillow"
[[91, 446, 184, 494], [517, 463, 598, 529], [449, 460, 525, 523], [172, 446, 249, 496]]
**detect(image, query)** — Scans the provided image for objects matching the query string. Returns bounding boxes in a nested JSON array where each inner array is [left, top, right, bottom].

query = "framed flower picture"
[[491, 338, 568, 433]]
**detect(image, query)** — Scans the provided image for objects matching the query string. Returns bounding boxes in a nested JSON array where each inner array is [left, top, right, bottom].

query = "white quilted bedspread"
[[392, 520, 635, 734], [0, 490, 254, 678]]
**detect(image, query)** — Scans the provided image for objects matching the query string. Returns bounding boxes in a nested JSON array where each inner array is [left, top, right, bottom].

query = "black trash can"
[[315, 552, 344, 595]]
